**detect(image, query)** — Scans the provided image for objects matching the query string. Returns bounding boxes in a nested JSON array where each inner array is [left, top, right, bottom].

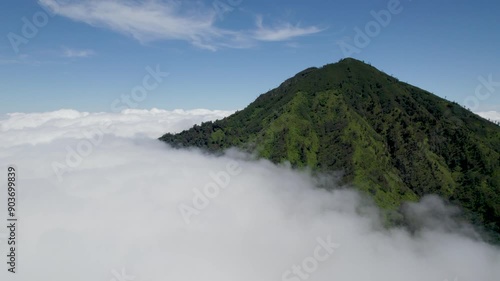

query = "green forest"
[[160, 58, 500, 242]]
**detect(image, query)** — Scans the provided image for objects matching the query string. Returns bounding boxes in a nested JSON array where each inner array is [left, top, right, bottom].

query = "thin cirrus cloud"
[[252, 15, 323, 42], [62, 47, 95, 58], [0, 53, 29, 64], [38, 0, 324, 50]]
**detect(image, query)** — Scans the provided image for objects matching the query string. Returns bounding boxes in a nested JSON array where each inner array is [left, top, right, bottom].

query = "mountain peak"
[[160, 60, 500, 242]]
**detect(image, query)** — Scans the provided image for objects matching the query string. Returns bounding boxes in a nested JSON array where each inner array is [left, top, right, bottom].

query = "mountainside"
[[160, 58, 500, 240]]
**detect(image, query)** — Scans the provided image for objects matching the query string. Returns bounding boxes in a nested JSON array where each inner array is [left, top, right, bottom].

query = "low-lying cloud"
[[0, 109, 499, 281], [0, 108, 234, 147], [477, 111, 500, 122]]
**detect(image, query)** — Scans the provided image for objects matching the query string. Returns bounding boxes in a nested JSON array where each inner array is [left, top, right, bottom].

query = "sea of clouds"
[[477, 111, 500, 122], [0, 109, 499, 281]]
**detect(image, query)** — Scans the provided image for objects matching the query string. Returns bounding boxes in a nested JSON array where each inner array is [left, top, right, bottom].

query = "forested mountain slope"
[[160, 58, 500, 241]]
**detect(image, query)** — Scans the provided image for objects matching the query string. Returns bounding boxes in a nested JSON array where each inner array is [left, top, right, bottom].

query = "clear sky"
[[0, 0, 499, 114]]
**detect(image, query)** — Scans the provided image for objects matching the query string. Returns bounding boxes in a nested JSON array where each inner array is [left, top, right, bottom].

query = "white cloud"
[[253, 15, 323, 42], [0, 54, 37, 65], [62, 47, 95, 58], [476, 111, 500, 122], [0, 109, 499, 281], [38, 0, 323, 50], [0, 108, 234, 147], [0, 59, 23, 65]]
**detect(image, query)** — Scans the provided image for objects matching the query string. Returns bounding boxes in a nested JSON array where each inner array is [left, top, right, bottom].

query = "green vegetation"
[[160, 58, 500, 242]]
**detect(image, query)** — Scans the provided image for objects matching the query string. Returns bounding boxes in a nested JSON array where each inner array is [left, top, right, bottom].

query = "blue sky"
[[0, 0, 499, 114]]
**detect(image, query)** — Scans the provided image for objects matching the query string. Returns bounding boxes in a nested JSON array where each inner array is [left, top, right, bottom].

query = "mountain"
[[160, 58, 500, 241]]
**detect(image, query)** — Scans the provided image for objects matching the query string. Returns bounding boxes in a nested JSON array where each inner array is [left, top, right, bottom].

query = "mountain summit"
[[160, 58, 500, 240]]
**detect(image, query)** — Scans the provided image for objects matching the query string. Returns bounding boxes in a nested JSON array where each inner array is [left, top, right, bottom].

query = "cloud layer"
[[477, 111, 500, 122], [38, 0, 323, 50], [0, 108, 234, 147], [0, 109, 499, 281]]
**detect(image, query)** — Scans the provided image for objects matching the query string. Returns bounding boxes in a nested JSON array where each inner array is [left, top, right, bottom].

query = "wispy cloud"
[[62, 47, 95, 58], [38, 0, 323, 50], [252, 15, 323, 42], [0, 54, 43, 65], [0, 59, 24, 65]]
